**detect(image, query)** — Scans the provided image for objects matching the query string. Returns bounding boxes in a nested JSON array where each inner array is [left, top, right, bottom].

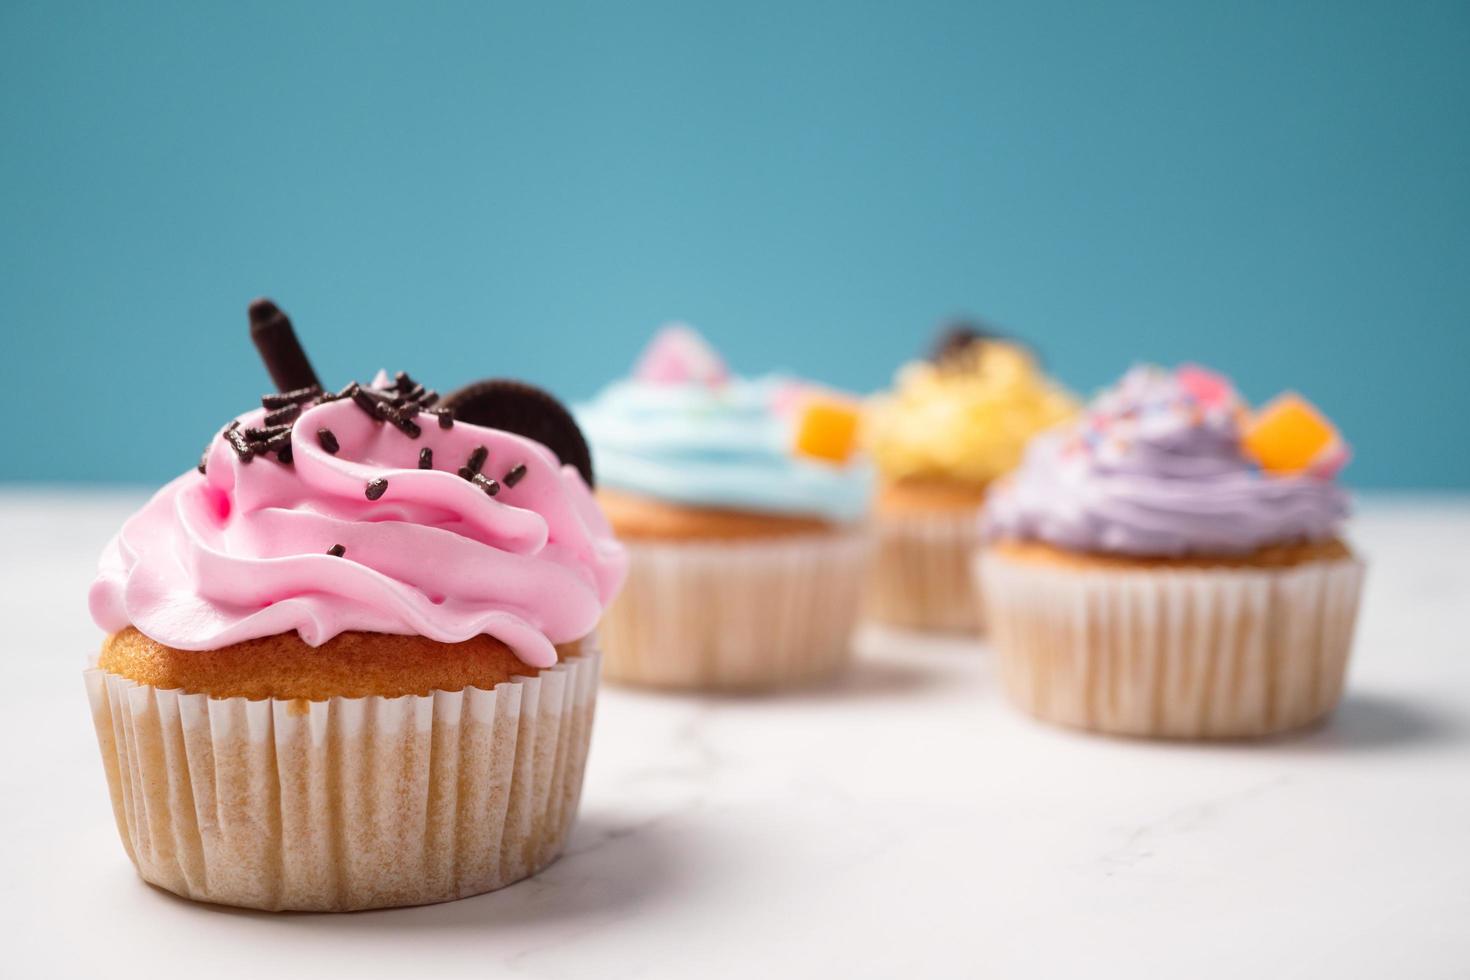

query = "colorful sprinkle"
[[1176, 364, 1234, 410]]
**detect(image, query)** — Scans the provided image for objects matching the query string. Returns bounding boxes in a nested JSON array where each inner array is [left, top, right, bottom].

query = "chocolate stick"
[[249, 298, 321, 393]]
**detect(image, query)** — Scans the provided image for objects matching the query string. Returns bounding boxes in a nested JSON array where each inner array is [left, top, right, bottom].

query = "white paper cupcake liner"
[[600, 530, 870, 691], [85, 646, 600, 912], [866, 508, 984, 633], [977, 549, 1366, 738]]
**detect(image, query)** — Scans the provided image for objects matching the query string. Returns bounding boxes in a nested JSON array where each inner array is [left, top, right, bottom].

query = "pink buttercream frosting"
[[90, 397, 628, 668]]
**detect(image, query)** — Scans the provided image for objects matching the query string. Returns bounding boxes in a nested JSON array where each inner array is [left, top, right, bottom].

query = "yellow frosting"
[[866, 341, 1076, 485]]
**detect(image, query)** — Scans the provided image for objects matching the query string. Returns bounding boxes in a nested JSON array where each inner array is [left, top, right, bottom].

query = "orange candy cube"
[[794, 396, 863, 464], [1241, 393, 1340, 473]]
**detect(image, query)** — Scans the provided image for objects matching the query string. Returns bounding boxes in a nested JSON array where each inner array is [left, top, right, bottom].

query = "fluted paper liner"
[[866, 508, 983, 633], [85, 648, 600, 911], [978, 551, 1365, 738], [600, 530, 870, 691]]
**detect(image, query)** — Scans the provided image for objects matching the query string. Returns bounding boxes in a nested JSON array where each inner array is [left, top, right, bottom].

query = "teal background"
[[2, 0, 1467, 487]]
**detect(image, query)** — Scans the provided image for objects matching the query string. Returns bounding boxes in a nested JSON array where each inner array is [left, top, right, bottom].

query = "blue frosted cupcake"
[[577, 325, 874, 690]]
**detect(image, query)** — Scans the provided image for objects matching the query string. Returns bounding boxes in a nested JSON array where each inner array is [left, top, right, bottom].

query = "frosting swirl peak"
[[867, 339, 1076, 486], [575, 327, 873, 522], [90, 394, 627, 667], [982, 365, 1349, 557]]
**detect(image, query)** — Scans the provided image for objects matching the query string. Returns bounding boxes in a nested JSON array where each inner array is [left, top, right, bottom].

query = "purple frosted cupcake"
[[978, 364, 1365, 739]]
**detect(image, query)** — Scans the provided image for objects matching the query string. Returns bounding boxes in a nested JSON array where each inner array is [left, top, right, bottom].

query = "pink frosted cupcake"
[[86, 300, 626, 910]]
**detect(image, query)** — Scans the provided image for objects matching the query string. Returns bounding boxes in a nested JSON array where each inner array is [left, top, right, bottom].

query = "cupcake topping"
[[1241, 392, 1349, 476], [867, 324, 1076, 486], [575, 325, 873, 522], [248, 299, 320, 393], [792, 394, 864, 464], [982, 365, 1349, 557], [89, 301, 626, 669], [632, 323, 730, 386], [928, 318, 1021, 372], [442, 379, 594, 486]]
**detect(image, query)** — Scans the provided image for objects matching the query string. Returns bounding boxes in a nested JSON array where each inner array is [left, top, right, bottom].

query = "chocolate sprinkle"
[[394, 382, 426, 404], [327, 543, 346, 557], [202, 355, 448, 477], [259, 430, 292, 454], [365, 477, 388, 501], [472, 473, 501, 496], [352, 386, 388, 421], [260, 385, 321, 410], [503, 463, 527, 488], [263, 403, 302, 427], [419, 447, 433, 469], [244, 423, 292, 443], [457, 466, 474, 481], [224, 421, 255, 462], [465, 445, 488, 475], [389, 412, 422, 439]]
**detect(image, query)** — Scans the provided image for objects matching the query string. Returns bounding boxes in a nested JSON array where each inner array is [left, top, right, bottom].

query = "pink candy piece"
[[1176, 363, 1235, 409], [770, 380, 814, 417], [1309, 440, 1353, 480], [634, 324, 730, 385]]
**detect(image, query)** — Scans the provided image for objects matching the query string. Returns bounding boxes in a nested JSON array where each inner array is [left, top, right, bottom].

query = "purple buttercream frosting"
[[982, 366, 1349, 557]]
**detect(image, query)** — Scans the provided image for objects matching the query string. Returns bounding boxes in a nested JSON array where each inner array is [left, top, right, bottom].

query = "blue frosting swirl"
[[575, 376, 873, 523]]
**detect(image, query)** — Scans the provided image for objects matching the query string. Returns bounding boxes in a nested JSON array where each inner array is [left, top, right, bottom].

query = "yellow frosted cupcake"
[[865, 323, 1075, 632]]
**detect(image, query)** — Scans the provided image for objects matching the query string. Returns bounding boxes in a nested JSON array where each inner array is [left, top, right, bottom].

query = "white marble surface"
[[2, 491, 1468, 979]]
